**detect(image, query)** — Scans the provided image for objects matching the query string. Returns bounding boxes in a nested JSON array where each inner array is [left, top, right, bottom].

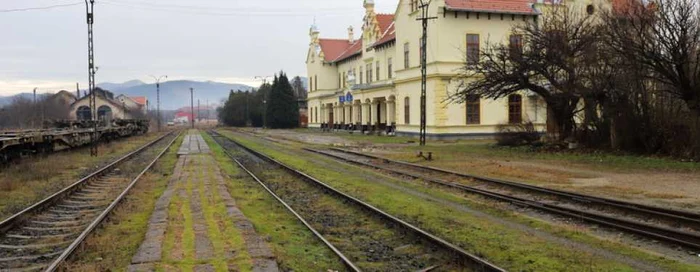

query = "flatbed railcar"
[[0, 119, 149, 164]]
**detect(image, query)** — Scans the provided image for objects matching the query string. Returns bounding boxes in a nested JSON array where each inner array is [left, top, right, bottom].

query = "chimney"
[[348, 26, 355, 43]]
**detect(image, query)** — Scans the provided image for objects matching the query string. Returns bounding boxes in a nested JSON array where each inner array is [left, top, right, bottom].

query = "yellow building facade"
[[306, 0, 574, 138]]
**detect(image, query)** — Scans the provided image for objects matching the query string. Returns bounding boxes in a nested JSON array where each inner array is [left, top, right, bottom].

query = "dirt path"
[[129, 131, 279, 271]]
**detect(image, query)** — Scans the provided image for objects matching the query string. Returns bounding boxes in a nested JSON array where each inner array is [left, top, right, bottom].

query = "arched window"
[[76, 106, 91, 121], [98, 105, 113, 120], [466, 95, 481, 124], [404, 97, 410, 124], [508, 94, 523, 124]]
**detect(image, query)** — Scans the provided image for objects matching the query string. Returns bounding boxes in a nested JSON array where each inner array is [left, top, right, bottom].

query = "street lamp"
[[255, 76, 271, 129], [149, 75, 168, 131], [263, 99, 267, 129]]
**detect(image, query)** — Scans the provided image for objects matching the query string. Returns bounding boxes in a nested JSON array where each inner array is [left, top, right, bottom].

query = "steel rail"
[[0, 132, 174, 234], [213, 131, 506, 272], [207, 131, 361, 272], [45, 130, 181, 271], [307, 148, 700, 250], [328, 148, 700, 224]]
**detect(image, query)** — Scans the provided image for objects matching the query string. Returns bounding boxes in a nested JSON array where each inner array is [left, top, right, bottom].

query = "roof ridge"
[[318, 38, 350, 42], [332, 41, 362, 62]]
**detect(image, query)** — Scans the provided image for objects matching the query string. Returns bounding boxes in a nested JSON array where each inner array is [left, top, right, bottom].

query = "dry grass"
[[0, 133, 162, 221]]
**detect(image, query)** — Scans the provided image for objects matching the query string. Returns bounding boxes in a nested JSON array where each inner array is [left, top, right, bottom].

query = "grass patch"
[[63, 133, 182, 270], [202, 131, 345, 272], [220, 130, 700, 272]]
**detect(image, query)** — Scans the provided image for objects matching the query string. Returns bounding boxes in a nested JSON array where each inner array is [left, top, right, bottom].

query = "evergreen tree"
[[217, 90, 248, 127], [265, 71, 299, 128]]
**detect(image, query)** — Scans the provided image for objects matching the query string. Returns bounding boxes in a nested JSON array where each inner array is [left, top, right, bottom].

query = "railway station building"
[[306, 0, 556, 138]]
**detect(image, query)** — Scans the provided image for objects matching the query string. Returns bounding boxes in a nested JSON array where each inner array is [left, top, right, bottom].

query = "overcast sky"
[[0, 0, 399, 95]]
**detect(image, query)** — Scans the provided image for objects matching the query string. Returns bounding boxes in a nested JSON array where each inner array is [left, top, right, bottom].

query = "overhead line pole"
[[417, 0, 436, 146], [190, 87, 194, 129], [149, 75, 167, 132], [86, 0, 98, 156]]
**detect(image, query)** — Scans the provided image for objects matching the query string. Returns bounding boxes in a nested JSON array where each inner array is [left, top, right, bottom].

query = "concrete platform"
[[177, 133, 210, 155]]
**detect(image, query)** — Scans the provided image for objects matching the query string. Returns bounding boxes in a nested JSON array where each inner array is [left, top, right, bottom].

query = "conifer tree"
[[265, 71, 300, 128]]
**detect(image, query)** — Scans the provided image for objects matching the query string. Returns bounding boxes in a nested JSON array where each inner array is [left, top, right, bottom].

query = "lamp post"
[[255, 76, 271, 129], [149, 75, 167, 132], [33, 88, 37, 129]]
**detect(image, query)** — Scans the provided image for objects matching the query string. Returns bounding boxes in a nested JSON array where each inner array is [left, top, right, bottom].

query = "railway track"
[[305, 147, 700, 251], [0, 131, 180, 271], [208, 130, 506, 272]]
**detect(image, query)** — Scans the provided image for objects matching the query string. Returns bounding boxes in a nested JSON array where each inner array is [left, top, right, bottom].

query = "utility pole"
[[417, 0, 436, 146], [33, 88, 37, 129], [190, 87, 194, 129], [149, 75, 167, 132], [245, 90, 251, 126], [85, 0, 98, 156], [197, 99, 201, 123]]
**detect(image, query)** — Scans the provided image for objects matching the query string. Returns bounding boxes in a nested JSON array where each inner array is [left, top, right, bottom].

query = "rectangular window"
[[314, 75, 318, 91], [509, 34, 523, 59], [404, 43, 410, 69], [387, 58, 393, 78], [339, 73, 342, 88], [376, 61, 380, 81], [366, 63, 372, 84], [359, 67, 363, 84], [466, 95, 481, 124], [404, 97, 411, 124], [411, 0, 419, 12], [309, 77, 313, 92], [508, 95, 523, 124], [342, 72, 346, 88], [466, 34, 480, 66]]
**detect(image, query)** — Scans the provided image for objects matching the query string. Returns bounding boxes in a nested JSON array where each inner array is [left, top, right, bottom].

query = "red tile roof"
[[318, 39, 354, 62], [130, 96, 147, 106], [445, 0, 538, 15], [316, 14, 394, 62], [373, 22, 396, 48], [333, 40, 363, 63], [611, 0, 647, 15], [376, 14, 394, 33]]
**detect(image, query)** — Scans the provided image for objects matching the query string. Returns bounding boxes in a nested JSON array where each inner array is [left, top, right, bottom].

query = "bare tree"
[[603, 0, 700, 115], [450, 6, 601, 141]]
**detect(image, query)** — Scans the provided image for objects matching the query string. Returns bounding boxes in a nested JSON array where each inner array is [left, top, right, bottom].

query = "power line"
[[101, 0, 389, 17], [0, 2, 82, 13], [107, 0, 386, 13]]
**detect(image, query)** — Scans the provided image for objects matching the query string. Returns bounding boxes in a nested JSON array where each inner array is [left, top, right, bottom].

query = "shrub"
[[495, 121, 542, 146]]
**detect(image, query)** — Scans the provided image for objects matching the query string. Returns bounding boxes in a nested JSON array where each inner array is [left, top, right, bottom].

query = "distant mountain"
[[98, 80, 145, 91], [0, 93, 36, 106], [97, 80, 254, 110]]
